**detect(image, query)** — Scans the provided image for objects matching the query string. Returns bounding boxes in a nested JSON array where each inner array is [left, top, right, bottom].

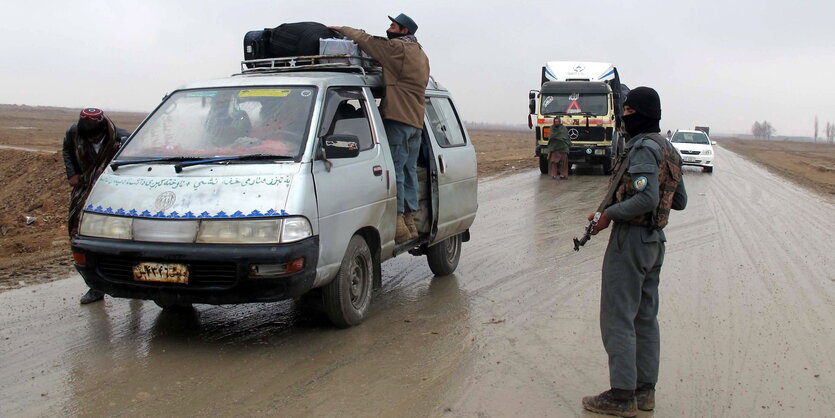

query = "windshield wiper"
[[173, 154, 294, 173], [110, 157, 201, 171]]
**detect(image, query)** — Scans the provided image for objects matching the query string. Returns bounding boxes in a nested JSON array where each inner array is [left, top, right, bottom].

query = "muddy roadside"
[[2, 103, 834, 291]]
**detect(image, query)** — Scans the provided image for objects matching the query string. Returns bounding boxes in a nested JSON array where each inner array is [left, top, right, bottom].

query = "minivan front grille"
[[679, 150, 701, 155], [96, 256, 238, 287]]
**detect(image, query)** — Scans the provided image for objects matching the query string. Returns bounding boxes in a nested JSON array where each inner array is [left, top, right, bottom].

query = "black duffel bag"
[[244, 22, 337, 64]]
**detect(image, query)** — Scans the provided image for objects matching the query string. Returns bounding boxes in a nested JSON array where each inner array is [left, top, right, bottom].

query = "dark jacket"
[[63, 116, 130, 236], [62, 119, 131, 180], [338, 27, 430, 129], [546, 124, 571, 153]]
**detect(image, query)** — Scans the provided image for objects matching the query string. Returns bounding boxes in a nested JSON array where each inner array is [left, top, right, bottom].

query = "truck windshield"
[[671, 132, 710, 144], [541, 93, 608, 116], [118, 86, 317, 160]]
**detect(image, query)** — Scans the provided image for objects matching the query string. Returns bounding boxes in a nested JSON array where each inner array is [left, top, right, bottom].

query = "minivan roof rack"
[[239, 55, 382, 76]]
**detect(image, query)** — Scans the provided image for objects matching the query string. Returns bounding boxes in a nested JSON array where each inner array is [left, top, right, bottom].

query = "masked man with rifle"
[[580, 87, 687, 417]]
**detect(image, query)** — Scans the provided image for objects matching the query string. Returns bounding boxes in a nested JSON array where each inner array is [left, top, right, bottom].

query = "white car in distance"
[[670, 129, 715, 173]]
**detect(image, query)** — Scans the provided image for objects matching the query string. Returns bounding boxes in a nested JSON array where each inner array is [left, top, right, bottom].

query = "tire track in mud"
[[660, 146, 835, 414]]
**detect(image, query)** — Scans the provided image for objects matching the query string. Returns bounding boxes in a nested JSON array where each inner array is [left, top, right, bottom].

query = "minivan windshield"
[[671, 131, 710, 144], [118, 87, 317, 160], [541, 93, 608, 116]]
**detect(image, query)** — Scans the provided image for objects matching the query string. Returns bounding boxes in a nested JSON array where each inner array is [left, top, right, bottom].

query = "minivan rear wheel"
[[426, 233, 462, 276], [323, 235, 373, 328]]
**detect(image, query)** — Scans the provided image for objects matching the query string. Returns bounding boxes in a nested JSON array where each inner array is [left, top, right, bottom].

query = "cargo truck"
[[528, 62, 628, 174]]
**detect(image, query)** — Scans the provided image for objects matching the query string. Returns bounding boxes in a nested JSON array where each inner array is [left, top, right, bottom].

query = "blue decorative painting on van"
[[84, 205, 290, 219]]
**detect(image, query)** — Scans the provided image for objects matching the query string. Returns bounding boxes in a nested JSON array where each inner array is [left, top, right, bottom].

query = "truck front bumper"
[[569, 145, 612, 163], [71, 236, 319, 305]]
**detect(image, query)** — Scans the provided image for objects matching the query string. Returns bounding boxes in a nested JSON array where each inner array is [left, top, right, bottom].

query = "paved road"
[[2, 146, 834, 417]]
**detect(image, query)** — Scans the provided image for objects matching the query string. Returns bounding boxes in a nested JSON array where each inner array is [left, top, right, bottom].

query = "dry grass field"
[[1, 104, 833, 291], [720, 138, 835, 195]]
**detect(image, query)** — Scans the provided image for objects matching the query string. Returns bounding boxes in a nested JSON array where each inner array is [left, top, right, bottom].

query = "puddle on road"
[[1, 267, 474, 416]]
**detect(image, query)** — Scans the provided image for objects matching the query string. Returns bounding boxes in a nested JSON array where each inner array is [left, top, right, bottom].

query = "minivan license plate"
[[133, 262, 189, 284]]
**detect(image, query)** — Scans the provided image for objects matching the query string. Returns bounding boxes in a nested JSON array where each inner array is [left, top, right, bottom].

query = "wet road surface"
[[2, 145, 834, 416]]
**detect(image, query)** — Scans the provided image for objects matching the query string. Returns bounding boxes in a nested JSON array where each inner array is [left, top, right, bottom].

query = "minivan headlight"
[[281, 217, 313, 243], [79, 213, 133, 240], [197, 219, 283, 244], [702, 149, 713, 155], [197, 217, 312, 244]]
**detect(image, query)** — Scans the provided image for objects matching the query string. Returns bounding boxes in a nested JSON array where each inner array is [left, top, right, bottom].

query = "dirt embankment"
[[0, 105, 146, 290], [719, 138, 835, 195]]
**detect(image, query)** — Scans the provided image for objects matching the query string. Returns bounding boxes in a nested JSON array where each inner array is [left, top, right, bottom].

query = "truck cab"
[[70, 55, 478, 327], [528, 61, 628, 174]]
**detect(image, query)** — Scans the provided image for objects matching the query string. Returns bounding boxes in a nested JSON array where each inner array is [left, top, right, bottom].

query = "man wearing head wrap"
[[328, 13, 430, 244], [581, 87, 687, 417], [62, 108, 131, 304]]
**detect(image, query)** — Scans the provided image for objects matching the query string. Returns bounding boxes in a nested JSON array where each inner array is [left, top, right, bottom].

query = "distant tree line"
[[751, 121, 775, 139]]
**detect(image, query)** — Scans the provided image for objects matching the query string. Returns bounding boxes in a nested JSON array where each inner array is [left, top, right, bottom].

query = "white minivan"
[[71, 56, 478, 327]]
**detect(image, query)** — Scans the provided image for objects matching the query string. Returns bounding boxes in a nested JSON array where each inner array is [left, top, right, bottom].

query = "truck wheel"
[[539, 155, 549, 174], [426, 233, 462, 276], [323, 235, 373, 328], [602, 157, 614, 175]]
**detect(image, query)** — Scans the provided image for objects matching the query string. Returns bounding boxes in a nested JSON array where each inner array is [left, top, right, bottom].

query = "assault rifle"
[[573, 153, 631, 251]]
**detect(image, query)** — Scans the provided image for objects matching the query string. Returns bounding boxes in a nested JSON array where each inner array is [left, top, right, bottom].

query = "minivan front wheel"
[[426, 233, 462, 276], [323, 235, 373, 328]]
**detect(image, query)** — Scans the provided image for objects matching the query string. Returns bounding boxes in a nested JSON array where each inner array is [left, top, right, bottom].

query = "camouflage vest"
[[611, 133, 682, 229]]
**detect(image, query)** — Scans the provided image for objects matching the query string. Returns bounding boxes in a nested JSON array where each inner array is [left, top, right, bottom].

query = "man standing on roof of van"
[[328, 13, 430, 244], [62, 108, 131, 304]]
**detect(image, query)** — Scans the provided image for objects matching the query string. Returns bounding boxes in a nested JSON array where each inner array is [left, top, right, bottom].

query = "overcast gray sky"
[[2, 0, 833, 137]]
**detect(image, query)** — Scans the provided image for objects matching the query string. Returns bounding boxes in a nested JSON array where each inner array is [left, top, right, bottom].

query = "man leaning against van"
[[329, 13, 430, 244]]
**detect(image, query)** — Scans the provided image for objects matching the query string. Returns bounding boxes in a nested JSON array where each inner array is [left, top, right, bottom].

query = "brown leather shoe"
[[581, 390, 637, 417], [395, 213, 411, 243], [404, 212, 418, 239], [636, 389, 655, 411]]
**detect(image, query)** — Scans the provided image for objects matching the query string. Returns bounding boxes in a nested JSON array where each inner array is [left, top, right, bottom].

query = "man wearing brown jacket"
[[329, 13, 430, 244]]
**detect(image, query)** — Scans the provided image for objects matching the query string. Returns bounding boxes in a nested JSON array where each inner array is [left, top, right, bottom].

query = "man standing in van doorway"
[[329, 13, 431, 244], [581, 87, 687, 417], [62, 108, 131, 304]]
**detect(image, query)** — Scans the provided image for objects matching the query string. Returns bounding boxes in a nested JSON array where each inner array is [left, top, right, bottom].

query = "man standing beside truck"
[[546, 116, 570, 179], [580, 87, 687, 417], [62, 108, 131, 304], [328, 13, 430, 244]]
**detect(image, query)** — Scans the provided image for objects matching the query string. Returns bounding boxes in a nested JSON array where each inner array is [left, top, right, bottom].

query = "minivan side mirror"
[[711, 140, 717, 145], [321, 134, 360, 159]]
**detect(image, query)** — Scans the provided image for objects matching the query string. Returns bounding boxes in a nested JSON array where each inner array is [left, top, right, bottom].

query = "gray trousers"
[[600, 222, 665, 390]]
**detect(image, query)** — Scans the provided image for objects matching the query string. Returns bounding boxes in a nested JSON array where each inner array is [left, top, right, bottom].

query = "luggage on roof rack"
[[243, 22, 337, 67]]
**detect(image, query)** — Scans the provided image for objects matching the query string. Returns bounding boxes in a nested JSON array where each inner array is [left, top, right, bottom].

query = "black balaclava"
[[386, 30, 406, 40], [622, 87, 661, 138]]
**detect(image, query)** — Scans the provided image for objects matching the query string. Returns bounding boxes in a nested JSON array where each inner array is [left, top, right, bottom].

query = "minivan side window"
[[318, 88, 374, 151], [425, 97, 466, 147]]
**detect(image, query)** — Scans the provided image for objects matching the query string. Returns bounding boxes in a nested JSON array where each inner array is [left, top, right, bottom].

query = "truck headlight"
[[79, 213, 133, 240], [702, 149, 713, 155]]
